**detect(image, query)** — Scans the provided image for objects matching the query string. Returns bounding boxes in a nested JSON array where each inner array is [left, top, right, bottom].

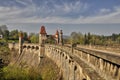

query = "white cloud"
[[0, 0, 85, 23], [15, 0, 33, 5], [15, 0, 28, 6], [0, 0, 120, 24], [99, 8, 111, 15], [6, 8, 120, 24], [63, 1, 82, 13]]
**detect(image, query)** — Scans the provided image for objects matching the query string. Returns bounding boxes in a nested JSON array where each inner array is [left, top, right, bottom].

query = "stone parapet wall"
[[9, 43, 120, 80], [62, 45, 120, 80], [74, 47, 120, 80], [45, 45, 104, 80]]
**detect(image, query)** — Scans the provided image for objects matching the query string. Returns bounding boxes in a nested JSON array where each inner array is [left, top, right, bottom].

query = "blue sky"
[[0, 0, 120, 35]]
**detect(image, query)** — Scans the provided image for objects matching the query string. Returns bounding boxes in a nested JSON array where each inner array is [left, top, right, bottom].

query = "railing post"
[[87, 54, 90, 62], [99, 58, 103, 71]]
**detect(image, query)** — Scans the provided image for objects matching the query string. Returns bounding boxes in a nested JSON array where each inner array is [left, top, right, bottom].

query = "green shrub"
[[1, 65, 42, 80]]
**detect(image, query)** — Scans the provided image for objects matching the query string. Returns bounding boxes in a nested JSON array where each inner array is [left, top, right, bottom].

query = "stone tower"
[[19, 32, 23, 54], [55, 30, 59, 44], [59, 30, 63, 45], [39, 26, 47, 58]]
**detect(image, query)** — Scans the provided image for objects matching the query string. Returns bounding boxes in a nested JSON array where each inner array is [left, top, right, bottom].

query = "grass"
[[0, 45, 42, 80], [39, 57, 61, 80], [0, 65, 42, 80], [40, 65, 56, 80], [0, 62, 59, 80]]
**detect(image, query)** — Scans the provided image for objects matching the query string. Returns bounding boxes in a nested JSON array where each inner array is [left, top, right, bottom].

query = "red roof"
[[40, 26, 47, 34], [55, 30, 59, 35]]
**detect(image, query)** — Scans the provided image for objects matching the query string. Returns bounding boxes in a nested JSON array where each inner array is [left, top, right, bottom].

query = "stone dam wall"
[[8, 43, 120, 80]]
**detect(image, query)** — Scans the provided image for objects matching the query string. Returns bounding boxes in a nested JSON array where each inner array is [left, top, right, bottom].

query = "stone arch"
[[65, 56, 68, 59], [27, 46, 31, 49], [69, 56, 73, 60], [57, 49, 60, 54], [23, 45, 26, 49], [69, 59, 72, 64], [55, 49, 57, 52], [60, 52, 62, 55], [36, 46, 39, 50], [62, 53, 65, 57], [32, 46, 35, 49], [74, 65, 77, 71]]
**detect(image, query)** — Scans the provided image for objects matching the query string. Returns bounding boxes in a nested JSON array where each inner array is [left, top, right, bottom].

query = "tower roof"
[[40, 26, 47, 34], [55, 30, 59, 35]]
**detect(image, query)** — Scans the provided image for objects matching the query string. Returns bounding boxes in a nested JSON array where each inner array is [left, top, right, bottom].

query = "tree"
[[90, 35, 96, 45], [9, 30, 19, 40], [117, 36, 120, 44], [29, 33, 39, 43], [87, 32, 91, 45], [84, 33, 88, 45], [0, 28, 3, 35], [84, 33, 92, 45], [46, 35, 55, 44], [23, 32, 28, 40], [3, 30, 9, 40], [71, 32, 84, 44]]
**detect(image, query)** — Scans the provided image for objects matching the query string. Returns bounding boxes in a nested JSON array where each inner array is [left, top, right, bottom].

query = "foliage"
[[0, 28, 3, 34], [29, 33, 39, 43], [71, 32, 83, 44], [46, 35, 55, 44], [9, 30, 19, 40], [3, 30, 9, 40], [40, 65, 56, 80], [70, 32, 84, 44], [65, 32, 120, 46], [23, 32, 28, 41], [0, 45, 10, 62], [1, 65, 42, 80]]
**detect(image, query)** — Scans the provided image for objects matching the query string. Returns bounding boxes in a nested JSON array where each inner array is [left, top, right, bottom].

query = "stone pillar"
[[39, 26, 47, 59], [87, 54, 90, 62], [69, 61, 75, 80], [59, 30, 63, 45], [65, 57, 70, 80], [55, 30, 59, 44], [19, 32, 23, 54]]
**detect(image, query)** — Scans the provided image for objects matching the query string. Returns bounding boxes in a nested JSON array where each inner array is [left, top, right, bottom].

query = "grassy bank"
[[0, 45, 42, 80], [0, 65, 42, 80], [0, 44, 61, 80]]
